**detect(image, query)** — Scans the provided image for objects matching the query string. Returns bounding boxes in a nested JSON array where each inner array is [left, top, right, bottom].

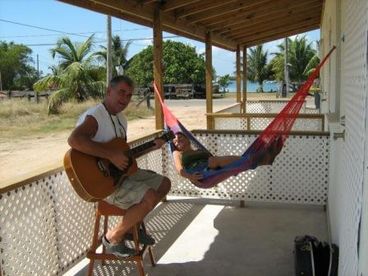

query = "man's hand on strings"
[[152, 138, 166, 150], [109, 150, 129, 170]]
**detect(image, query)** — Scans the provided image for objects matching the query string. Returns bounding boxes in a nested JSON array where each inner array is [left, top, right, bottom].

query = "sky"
[[0, 0, 320, 77]]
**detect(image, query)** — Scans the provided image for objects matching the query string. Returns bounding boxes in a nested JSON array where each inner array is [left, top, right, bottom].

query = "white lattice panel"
[[165, 132, 329, 205], [0, 171, 95, 276], [214, 117, 323, 131], [214, 117, 247, 130]]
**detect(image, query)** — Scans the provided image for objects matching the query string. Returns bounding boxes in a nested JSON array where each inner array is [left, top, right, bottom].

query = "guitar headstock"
[[159, 130, 175, 142]]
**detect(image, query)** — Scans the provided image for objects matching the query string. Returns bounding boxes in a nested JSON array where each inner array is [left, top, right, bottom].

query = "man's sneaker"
[[102, 236, 136, 257], [125, 229, 155, 245]]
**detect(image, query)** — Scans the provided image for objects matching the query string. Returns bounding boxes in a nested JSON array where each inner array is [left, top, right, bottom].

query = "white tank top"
[[77, 103, 127, 143]]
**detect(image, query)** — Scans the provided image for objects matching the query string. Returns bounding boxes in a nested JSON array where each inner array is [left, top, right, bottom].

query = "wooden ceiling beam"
[[237, 23, 320, 46], [217, 1, 322, 35], [207, 0, 322, 30], [58, 0, 237, 50], [225, 9, 320, 39], [140, 0, 158, 5], [229, 17, 320, 41], [185, 0, 271, 24], [161, 0, 200, 12], [175, 0, 238, 19]]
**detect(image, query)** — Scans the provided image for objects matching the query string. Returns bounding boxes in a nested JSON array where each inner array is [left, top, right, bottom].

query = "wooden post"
[[236, 44, 241, 103], [153, 4, 164, 130], [206, 31, 213, 130], [242, 45, 247, 113]]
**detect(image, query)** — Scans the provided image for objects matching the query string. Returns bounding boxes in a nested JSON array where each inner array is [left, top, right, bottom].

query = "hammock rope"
[[154, 46, 336, 188]]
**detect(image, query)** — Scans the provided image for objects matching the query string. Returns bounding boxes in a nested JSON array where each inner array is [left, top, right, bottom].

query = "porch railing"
[[207, 113, 325, 132], [0, 130, 329, 275]]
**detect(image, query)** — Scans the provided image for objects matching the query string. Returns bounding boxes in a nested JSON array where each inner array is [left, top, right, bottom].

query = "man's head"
[[105, 75, 134, 114]]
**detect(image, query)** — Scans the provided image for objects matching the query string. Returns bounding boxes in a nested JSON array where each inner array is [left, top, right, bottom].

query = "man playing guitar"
[[68, 75, 171, 257]]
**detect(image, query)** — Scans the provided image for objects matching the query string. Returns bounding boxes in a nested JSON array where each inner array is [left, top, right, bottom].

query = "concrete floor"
[[67, 198, 327, 276]]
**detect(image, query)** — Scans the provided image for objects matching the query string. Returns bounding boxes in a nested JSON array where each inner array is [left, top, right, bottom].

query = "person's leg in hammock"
[[208, 156, 241, 169], [256, 137, 283, 166]]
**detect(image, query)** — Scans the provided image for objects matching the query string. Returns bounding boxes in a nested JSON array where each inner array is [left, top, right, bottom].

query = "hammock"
[[154, 46, 336, 189]]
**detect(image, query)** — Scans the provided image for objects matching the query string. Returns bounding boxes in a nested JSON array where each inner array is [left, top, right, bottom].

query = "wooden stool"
[[87, 201, 155, 276]]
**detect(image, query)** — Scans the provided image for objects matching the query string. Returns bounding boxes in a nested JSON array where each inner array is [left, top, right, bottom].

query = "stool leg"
[[132, 224, 145, 276], [88, 212, 101, 276], [101, 215, 109, 266], [141, 222, 155, 266]]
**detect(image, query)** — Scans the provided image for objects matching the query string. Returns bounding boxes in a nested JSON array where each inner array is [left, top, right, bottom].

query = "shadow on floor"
[[73, 200, 327, 276]]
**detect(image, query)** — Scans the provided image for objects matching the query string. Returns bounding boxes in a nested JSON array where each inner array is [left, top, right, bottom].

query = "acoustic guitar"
[[64, 131, 174, 202]]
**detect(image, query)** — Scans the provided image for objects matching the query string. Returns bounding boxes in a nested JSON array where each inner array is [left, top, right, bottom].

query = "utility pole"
[[284, 37, 289, 98], [35, 54, 39, 103], [0, 71, 3, 91], [106, 16, 113, 84]]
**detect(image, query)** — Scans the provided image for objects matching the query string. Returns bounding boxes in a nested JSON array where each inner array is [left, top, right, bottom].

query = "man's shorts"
[[105, 169, 164, 209]]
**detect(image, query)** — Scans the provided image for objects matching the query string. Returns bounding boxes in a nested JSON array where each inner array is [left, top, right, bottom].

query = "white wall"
[[322, 0, 368, 275]]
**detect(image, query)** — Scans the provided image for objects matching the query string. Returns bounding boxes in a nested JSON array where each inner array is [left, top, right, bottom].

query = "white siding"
[[324, 0, 368, 275]]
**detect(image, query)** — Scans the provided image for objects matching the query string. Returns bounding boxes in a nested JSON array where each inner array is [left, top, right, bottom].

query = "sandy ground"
[[0, 98, 236, 185]]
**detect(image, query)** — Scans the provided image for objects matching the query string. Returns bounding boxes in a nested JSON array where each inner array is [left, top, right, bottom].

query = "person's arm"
[[173, 151, 202, 184], [68, 115, 129, 170]]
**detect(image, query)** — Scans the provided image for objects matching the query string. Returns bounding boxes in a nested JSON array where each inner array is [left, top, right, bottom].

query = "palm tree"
[[94, 35, 132, 76], [34, 35, 105, 114], [270, 36, 318, 84], [247, 45, 270, 92]]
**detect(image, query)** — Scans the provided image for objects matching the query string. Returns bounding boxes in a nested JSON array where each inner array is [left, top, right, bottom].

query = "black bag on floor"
[[294, 235, 339, 276]]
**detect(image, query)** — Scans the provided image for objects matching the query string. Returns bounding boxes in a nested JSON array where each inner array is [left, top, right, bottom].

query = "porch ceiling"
[[58, 0, 323, 51]]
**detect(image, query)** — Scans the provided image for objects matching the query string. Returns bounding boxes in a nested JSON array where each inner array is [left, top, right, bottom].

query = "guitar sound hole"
[[109, 164, 125, 184]]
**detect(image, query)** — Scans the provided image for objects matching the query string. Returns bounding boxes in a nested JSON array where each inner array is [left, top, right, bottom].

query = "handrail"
[[192, 129, 330, 137], [207, 112, 323, 119]]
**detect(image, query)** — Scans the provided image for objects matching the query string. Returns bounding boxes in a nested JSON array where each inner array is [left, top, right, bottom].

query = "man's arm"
[[68, 115, 129, 170]]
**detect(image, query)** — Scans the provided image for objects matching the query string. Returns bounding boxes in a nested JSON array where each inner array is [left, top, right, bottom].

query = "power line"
[[23, 35, 179, 47], [0, 18, 90, 38], [0, 28, 148, 39]]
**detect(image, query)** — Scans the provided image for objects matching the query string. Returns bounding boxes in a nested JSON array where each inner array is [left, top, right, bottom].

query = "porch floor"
[[67, 198, 327, 276]]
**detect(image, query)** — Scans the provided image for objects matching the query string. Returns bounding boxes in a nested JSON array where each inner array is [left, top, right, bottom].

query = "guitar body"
[[64, 138, 138, 202]]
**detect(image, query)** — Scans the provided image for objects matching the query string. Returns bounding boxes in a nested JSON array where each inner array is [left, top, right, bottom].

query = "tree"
[[0, 41, 39, 90], [217, 74, 231, 92], [34, 35, 104, 114], [269, 36, 318, 84], [94, 35, 132, 76], [125, 40, 206, 86], [247, 45, 270, 92]]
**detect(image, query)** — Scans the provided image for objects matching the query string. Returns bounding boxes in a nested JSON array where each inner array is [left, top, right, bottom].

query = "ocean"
[[226, 80, 279, 93]]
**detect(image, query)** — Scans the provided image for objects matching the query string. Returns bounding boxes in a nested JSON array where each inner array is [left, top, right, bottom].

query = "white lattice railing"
[[208, 113, 325, 132], [0, 130, 329, 275], [0, 132, 163, 276], [216, 100, 319, 114], [164, 130, 329, 204]]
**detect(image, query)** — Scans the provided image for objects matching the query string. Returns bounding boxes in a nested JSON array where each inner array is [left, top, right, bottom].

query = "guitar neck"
[[130, 140, 156, 157]]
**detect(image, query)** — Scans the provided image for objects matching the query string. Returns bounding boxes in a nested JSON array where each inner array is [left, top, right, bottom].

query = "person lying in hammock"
[[172, 132, 283, 185]]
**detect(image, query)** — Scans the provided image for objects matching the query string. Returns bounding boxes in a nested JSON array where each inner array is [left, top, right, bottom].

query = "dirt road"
[[0, 98, 234, 185]]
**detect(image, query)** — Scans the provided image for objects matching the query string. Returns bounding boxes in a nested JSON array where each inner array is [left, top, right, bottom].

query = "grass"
[[0, 98, 154, 140]]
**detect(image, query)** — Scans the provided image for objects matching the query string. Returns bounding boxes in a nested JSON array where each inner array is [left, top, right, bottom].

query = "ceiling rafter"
[[161, 0, 200, 12], [229, 17, 320, 41], [239, 22, 320, 46], [217, 1, 322, 35], [185, 0, 271, 25], [205, 0, 322, 30], [223, 8, 321, 39], [174, 0, 238, 19]]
